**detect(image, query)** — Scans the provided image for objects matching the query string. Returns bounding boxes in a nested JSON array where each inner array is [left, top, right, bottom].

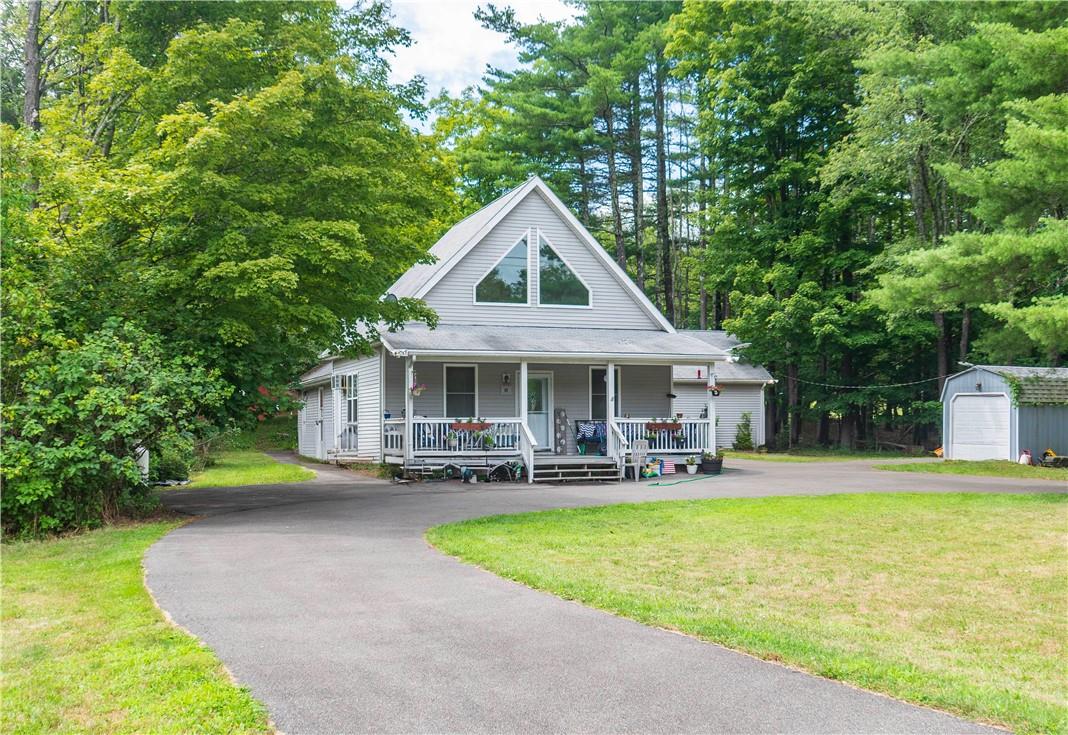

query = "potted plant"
[[700, 450, 724, 475], [479, 431, 496, 450], [672, 430, 686, 448], [685, 455, 698, 474], [446, 430, 458, 450], [410, 381, 427, 397]]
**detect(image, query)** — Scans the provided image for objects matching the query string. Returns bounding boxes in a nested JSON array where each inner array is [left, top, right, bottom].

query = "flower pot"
[[701, 458, 723, 475], [685, 464, 697, 474]]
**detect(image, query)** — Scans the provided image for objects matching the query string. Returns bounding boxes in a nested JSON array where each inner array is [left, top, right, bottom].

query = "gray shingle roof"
[[979, 365, 1068, 405], [388, 183, 531, 299], [676, 329, 743, 351], [381, 323, 731, 361], [675, 330, 772, 382]]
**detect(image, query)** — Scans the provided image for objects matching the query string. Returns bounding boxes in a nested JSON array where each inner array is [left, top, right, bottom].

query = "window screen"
[[476, 235, 528, 304], [445, 366, 477, 417]]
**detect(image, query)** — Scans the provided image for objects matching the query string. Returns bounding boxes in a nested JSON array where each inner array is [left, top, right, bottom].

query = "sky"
[[386, 0, 574, 99]]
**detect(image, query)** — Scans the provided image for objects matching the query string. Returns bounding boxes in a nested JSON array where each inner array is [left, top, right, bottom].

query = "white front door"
[[527, 373, 553, 451]]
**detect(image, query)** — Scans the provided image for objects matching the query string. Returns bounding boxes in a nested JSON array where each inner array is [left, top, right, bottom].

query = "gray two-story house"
[[297, 177, 746, 481]]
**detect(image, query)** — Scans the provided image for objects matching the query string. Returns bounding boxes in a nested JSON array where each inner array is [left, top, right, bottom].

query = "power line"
[[776, 374, 945, 390]]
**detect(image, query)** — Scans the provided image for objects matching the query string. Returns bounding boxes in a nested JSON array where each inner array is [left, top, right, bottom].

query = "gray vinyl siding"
[[941, 369, 1017, 459], [673, 382, 766, 448], [1017, 405, 1068, 457], [297, 385, 331, 460], [331, 350, 382, 460], [297, 390, 315, 457], [423, 189, 659, 329]]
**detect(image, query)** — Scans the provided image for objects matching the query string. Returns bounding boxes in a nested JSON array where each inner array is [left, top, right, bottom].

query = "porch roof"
[[380, 324, 730, 363]]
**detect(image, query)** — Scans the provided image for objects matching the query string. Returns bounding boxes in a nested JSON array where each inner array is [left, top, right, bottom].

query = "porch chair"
[[629, 439, 649, 482]]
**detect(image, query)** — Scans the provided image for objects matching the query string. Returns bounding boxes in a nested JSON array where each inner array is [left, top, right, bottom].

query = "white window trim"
[[536, 229, 593, 309], [588, 366, 622, 420], [471, 230, 532, 307], [443, 363, 479, 417]]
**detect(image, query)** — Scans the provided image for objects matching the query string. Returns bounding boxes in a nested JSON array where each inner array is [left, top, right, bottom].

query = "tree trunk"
[[959, 307, 971, 361], [653, 53, 674, 323], [577, 152, 591, 224], [934, 311, 949, 393], [604, 106, 626, 270], [786, 363, 800, 449], [628, 82, 645, 294], [23, 0, 43, 131]]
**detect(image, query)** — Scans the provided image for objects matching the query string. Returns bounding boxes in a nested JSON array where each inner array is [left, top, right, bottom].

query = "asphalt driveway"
[[145, 459, 1056, 734]]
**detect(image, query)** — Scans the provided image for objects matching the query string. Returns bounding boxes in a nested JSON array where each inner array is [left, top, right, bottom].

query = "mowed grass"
[[724, 449, 917, 462], [187, 450, 314, 488], [875, 459, 1068, 482], [2, 523, 270, 734], [428, 494, 1068, 734]]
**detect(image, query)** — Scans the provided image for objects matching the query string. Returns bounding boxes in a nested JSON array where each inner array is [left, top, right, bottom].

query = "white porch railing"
[[519, 422, 537, 484], [409, 418, 522, 455], [615, 418, 711, 453], [610, 423, 629, 480], [384, 418, 405, 456]]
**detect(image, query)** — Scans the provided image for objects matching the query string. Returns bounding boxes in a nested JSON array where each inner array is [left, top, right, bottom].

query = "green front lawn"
[[428, 494, 1067, 734], [874, 459, 1068, 482], [724, 449, 916, 462], [187, 450, 314, 488], [2, 523, 270, 734]]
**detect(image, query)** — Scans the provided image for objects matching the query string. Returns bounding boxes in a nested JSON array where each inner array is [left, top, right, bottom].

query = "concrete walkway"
[[146, 459, 1059, 734]]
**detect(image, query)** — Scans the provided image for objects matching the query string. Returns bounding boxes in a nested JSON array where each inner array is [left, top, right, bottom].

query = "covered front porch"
[[375, 324, 729, 481]]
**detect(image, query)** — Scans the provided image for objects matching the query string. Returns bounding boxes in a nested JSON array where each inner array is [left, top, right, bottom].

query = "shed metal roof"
[[380, 324, 729, 362]]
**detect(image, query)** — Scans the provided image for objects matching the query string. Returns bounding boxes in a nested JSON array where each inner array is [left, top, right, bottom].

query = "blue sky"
[[386, 0, 573, 98]]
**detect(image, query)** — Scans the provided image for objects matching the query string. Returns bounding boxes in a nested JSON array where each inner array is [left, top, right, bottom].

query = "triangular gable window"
[[539, 234, 589, 306], [475, 235, 528, 304]]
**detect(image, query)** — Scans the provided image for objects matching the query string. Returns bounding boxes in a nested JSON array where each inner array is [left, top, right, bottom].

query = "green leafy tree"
[[1, 321, 229, 537], [1, 1, 458, 533]]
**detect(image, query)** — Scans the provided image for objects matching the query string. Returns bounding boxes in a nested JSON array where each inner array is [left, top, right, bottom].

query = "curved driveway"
[[146, 459, 1057, 734]]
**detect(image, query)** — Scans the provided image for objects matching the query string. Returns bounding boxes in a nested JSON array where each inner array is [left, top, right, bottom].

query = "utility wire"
[[776, 374, 945, 390]]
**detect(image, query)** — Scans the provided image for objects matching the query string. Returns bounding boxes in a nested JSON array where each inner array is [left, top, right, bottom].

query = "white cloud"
[[386, 0, 574, 98]]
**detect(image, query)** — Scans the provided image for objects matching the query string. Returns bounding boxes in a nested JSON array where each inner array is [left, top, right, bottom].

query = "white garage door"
[[950, 394, 1010, 460]]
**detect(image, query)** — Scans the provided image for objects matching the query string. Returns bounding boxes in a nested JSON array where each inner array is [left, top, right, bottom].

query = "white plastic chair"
[[630, 439, 649, 482]]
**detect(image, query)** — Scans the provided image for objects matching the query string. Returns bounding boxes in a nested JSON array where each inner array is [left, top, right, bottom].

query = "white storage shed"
[[940, 365, 1068, 461]]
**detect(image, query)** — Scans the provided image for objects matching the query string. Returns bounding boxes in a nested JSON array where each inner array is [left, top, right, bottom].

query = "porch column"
[[519, 360, 529, 432], [404, 355, 414, 462], [706, 363, 717, 454], [606, 361, 616, 457]]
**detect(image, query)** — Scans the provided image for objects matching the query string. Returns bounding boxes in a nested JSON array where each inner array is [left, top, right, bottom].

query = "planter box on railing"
[[645, 422, 683, 431], [450, 422, 493, 431]]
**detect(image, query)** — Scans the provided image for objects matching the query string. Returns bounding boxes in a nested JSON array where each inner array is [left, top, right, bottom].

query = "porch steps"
[[532, 456, 619, 483]]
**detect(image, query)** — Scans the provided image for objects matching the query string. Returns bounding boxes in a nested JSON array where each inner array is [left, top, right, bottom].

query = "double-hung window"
[[444, 365, 477, 417]]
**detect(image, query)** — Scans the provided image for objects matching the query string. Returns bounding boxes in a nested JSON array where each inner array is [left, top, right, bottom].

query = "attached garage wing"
[[950, 394, 1010, 461]]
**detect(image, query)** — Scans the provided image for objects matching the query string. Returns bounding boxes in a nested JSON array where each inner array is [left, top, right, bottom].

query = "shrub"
[[734, 412, 754, 450], [149, 431, 197, 483], [1, 321, 229, 537]]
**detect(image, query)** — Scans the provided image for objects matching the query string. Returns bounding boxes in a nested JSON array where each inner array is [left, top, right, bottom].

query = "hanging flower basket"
[[410, 383, 427, 397]]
